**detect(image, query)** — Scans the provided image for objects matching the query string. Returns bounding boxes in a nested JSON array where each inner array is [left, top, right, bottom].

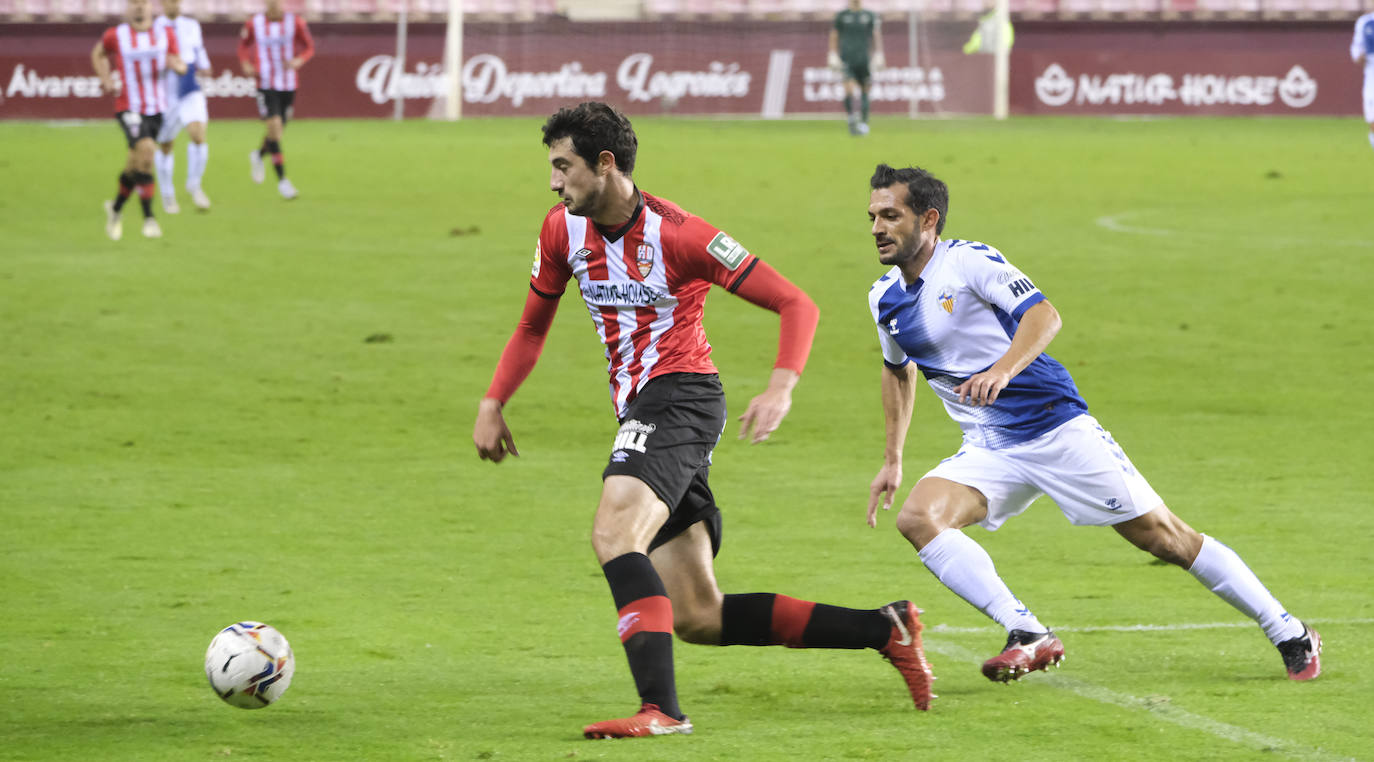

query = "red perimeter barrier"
[[0, 19, 1361, 119]]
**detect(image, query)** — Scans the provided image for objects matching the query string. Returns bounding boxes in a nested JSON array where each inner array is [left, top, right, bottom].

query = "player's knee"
[[672, 613, 716, 645], [894, 503, 939, 548]]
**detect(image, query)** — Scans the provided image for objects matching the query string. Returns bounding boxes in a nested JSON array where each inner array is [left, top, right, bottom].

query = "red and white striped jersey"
[[238, 12, 314, 91], [100, 23, 178, 115], [532, 191, 758, 417]]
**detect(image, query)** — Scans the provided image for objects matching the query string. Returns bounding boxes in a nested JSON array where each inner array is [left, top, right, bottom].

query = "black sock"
[[602, 552, 681, 720], [720, 593, 889, 649], [133, 171, 155, 218], [112, 171, 135, 212]]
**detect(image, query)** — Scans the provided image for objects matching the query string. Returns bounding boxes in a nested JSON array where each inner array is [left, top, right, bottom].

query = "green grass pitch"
[[1, 115, 1371, 761]]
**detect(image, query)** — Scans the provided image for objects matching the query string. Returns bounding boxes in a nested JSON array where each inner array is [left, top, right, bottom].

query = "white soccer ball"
[[204, 621, 295, 709]]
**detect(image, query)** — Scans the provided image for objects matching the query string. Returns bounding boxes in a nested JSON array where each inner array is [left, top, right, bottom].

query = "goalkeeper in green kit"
[[828, 0, 885, 135]]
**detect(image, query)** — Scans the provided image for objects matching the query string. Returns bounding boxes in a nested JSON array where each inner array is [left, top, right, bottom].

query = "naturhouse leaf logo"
[[706, 232, 749, 270]]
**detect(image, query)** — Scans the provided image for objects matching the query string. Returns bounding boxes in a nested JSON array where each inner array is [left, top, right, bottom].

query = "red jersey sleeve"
[[102, 27, 119, 55], [671, 215, 817, 375], [673, 215, 758, 291], [293, 16, 315, 63], [237, 20, 254, 67], [530, 205, 573, 297]]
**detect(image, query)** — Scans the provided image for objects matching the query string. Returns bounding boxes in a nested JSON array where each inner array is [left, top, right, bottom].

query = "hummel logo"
[[616, 612, 640, 639]]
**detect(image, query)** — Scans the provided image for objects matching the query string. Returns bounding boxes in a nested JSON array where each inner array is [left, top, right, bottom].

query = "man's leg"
[[186, 120, 211, 209], [843, 78, 859, 133], [155, 141, 178, 212], [583, 475, 691, 739], [651, 520, 934, 710], [896, 477, 1063, 681], [1114, 505, 1320, 679]]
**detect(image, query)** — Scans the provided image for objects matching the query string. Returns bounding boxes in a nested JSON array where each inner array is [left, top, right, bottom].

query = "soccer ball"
[[204, 621, 295, 709]]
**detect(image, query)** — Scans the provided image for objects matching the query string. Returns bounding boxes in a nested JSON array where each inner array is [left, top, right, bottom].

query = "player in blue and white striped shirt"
[[1352, 11, 1374, 152], [862, 164, 1321, 683], [153, 0, 212, 212]]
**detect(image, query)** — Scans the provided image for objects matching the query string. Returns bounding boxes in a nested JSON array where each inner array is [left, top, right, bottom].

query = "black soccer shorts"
[[256, 89, 296, 123], [114, 111, 164, 148], [602, 372, 727, 556], [843, 60, 872, 88]]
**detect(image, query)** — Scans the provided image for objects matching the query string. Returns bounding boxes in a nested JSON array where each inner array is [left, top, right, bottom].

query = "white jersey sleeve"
[[955, 241, 1046, 320], [189, 19, 211, 70], [1354, 16, 1368, 63], [868, 270, 912, 367]]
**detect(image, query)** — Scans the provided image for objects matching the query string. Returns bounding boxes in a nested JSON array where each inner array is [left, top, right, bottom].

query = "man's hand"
[[868, 462, 901, 528], [738, 368, 798, 444], [954, 367, 1011, 406], [287, 56, 304, 70], [827, 50, 843, 71], [474, 398, 519, 462], [871, 50, 886, 72], [241, 61, 256, 77]]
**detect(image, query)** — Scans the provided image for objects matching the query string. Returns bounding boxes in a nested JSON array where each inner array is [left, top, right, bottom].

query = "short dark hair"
[[870, 164, 949, 235], [541, 102, 638, 177]]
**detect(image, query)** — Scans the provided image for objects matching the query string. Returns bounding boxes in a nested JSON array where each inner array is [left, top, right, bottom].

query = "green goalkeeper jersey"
[[834, 8, 878, 64]]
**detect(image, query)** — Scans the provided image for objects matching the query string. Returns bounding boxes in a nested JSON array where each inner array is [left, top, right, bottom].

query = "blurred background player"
[[827, 0, 884, 136], [862, 163, 1321, 685], [153, 0, 212, 213], [1353, 9, 1374, 151], [91, 0, 186, 240], [474, 102, 933, 739], [239, 0, 315, 200]]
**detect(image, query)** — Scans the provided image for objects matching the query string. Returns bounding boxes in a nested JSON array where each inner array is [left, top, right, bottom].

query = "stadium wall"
[[0, 19, 1359, 119]]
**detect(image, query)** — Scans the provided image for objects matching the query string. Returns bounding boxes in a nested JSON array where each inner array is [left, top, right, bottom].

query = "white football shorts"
[[156, 90, 209, 143], [922, 414, 1164, 531], [1363, 78, 1374, 123]]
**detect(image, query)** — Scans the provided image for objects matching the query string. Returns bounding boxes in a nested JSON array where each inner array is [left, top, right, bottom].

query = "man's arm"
[[473, 288, 560, 462], [289, 17, 315, 70], [953, 299, 1061, 406], [91, 39, 115, 94], [165, 30, 187, 76], [869, 361, 918, 527], [870, 17, 885, 69], [828, 28, 842, 69], [728, 260, 819, 443], [237, 21, 256, 76]]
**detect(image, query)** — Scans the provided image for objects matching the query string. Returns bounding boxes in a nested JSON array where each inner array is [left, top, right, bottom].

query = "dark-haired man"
[[92, 0, 187, 240], [473, 103, 934, 739], [862, 163, 1321, 684], [239, 0, 314, 200]]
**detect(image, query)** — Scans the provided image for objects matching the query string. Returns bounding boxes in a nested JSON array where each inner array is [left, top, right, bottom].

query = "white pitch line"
[[924, 640, 1354, 762], [928, 617, 1374, 636], [1095, 209, 1374, 248]]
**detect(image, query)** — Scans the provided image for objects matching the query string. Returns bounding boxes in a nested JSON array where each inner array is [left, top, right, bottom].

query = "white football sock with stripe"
[[155, 151, 174, 196], [186, 141, 208, 191], [1188, 534, 1304, 644], [919, 528, 1048, 634]]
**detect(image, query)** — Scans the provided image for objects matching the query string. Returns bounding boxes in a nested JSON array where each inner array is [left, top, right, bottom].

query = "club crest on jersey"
[[938, 290, 955, 314], [636, 243, 656, 278]]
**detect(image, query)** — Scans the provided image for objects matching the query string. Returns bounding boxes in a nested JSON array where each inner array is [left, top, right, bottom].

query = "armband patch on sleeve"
[[531, 240, 541, 278], [706, 232, 750, 270]]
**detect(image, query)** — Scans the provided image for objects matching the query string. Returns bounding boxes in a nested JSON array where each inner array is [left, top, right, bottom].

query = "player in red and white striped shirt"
[[238, 0, 315, 200], [91, 0, 186, 240], [473, 102, 934, 739]]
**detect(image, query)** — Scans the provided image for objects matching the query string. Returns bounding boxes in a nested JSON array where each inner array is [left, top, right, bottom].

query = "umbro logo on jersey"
[[938, 290, 955, 314], [573, 247, 592, 260]]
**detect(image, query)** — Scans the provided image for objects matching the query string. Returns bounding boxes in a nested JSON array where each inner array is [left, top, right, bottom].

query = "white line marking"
[[1095, 209, 1374, 248], [924, 640, 1353, 762], [929, 617, 1374, 636]]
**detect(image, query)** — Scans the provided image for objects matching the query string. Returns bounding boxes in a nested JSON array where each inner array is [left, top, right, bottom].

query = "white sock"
[[1188, 535, 1304, 644], [186, 141, 208, 191], [918, 528, 1048, 634], [155, 151, 174, 196], [1367, 131, 1374, 151]]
